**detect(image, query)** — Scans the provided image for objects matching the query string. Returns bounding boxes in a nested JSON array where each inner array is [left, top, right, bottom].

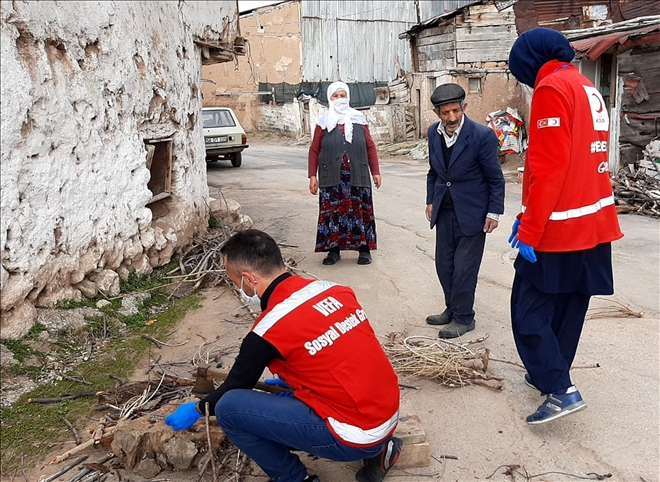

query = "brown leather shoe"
[[425, 309, 452, 325], [438, 321, 475, 339]]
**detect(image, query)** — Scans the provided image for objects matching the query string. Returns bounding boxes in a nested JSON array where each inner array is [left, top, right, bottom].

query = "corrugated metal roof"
[[571, 23, 660, 59], [417, 0, 482, 23], [399, 0, 485, 38]]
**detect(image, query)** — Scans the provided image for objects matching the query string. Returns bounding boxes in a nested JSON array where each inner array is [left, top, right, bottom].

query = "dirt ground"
[[25, 140, 659, 482]]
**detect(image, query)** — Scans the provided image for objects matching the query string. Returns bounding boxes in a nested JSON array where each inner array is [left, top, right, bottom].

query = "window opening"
[[144, 137, 173, 204], [468, 77, 482, 93]]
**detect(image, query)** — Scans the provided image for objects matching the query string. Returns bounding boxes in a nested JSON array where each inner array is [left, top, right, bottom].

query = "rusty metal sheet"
[[571, 24, 660, 59]]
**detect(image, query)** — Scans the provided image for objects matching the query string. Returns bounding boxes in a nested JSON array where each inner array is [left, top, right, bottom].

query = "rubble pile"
[[614, 140, 660, 217]]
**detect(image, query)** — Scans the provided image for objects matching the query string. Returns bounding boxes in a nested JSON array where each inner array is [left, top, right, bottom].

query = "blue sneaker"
[[526, 386, 586, 425]]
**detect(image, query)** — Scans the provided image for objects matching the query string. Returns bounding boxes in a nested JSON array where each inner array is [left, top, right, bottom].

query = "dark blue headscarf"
[[508, 27, 575, 87]]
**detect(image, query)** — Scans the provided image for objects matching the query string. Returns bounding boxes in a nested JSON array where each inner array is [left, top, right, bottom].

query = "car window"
[[202, 110, 236, 128]]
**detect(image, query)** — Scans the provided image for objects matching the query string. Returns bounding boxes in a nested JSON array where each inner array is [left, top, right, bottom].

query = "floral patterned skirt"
[[315, 158, 377, 252]]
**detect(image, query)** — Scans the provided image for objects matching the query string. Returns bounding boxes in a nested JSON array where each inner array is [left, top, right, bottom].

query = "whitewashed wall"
[[0, 1, 238, 338]]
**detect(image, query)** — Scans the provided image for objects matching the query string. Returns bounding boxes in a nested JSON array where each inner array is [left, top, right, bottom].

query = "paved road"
[[206, 144, 659, 481]]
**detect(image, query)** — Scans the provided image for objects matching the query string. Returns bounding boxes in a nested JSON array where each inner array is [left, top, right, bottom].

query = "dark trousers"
[[434, 208, 486, 326], [511, 272, 591, 395]]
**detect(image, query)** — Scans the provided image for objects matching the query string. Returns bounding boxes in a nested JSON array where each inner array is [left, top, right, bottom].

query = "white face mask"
[[332, 97, 350, 113], [239, 277, 261, 308]]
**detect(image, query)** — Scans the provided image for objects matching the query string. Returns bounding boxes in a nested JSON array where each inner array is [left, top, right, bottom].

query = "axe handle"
[[196, 365, 293, 395]]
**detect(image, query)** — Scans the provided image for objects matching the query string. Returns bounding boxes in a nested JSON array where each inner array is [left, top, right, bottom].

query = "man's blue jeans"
[[215, 389, 388, 482]]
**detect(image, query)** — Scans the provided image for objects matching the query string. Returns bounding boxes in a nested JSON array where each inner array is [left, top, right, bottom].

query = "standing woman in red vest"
[[308, 81, 382, 266], [508, 28, 623, 425]]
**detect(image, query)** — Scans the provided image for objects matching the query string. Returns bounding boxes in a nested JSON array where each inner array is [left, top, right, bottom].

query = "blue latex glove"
[[264, 377, 293, 397], [510, 236, 537, 263], [165, 402, 202, 431], [508, 219, 521, 244]]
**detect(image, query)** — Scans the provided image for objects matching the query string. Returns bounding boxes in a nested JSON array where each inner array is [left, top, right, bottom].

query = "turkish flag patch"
[[537, 117, 561, 129]]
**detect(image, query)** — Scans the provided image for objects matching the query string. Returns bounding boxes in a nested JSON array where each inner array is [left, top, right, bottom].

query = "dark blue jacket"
[[426, 116, 505, 235]]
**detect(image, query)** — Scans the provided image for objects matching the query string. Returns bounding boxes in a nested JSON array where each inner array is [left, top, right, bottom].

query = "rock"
[[0, 301, 37, 340], [410, 142, 429, 160], [0, 265, 8, 290], [96, 299, 112, 309], [140, 228, 156, 251], [35, 285, 83, 308], [0, 273, 34, 311], [134, 458, 161, 478], [111, 397, 226, 475], [118, 293, 151, 317], [93, 269, 120, 296], [103, 245, 123, 270], [36, 308, 87, 334], [0, 344, 18, 366], [162, 436, 198, 471], [209, 197, 241, 222], [129, 255, 153, 276], [239, 214, 253, 228], [74, 279, 98, 299], [116, 266, 130, 281], [0, 375, 38, 407], [71, 244, 103, 284], [122, 237, 143, 261]]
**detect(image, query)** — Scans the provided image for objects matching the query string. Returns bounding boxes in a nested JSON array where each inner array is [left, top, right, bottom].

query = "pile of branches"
[[613, 164, 660, 217], [383, 332, 503, 390], [165, 225, 235, 292], [48, 374, 254, 481]]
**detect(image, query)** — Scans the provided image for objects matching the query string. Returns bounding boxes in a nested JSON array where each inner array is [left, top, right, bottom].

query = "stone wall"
[[257, 101, 303, 135], [0, 1, 238, 338]]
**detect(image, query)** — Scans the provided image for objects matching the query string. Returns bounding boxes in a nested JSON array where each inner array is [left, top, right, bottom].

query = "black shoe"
[[357, 251, 372, 265], [425, 309, 452, 325], [438, 321, 475, 339], [355, 437, 403, 482], [322, 251, 340, 265]]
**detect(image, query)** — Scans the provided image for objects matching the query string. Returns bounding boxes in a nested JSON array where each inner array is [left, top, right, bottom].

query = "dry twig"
[[61, 417, 81, 445]]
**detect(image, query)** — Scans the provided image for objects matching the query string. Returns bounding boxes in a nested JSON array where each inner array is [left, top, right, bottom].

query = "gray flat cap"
[[431, 83, 466, 107]]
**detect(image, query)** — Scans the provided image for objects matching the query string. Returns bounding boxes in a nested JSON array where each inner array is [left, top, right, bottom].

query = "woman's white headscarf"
[[317, 81, 367, 143]]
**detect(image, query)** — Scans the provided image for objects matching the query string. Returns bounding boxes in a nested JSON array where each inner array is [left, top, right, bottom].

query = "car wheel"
[[231, 152, 242, 167]]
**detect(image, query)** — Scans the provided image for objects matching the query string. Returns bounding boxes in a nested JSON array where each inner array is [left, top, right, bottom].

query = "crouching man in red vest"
[[165, 229, 402, 482]]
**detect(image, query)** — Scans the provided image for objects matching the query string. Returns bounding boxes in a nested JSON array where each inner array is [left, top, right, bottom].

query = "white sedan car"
[[202, 107, 249, 167]]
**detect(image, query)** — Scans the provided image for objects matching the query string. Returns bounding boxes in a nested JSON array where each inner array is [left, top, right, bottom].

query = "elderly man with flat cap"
[[425, 83, 505, 338]]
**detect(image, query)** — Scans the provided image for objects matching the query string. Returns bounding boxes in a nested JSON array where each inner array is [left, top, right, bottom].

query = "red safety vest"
[[517, 60, 623, 251], [252, 276, 400, 447]]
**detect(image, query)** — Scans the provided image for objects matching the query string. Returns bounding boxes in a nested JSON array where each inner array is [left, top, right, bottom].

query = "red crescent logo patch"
[[591, 93, 604, 113]]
